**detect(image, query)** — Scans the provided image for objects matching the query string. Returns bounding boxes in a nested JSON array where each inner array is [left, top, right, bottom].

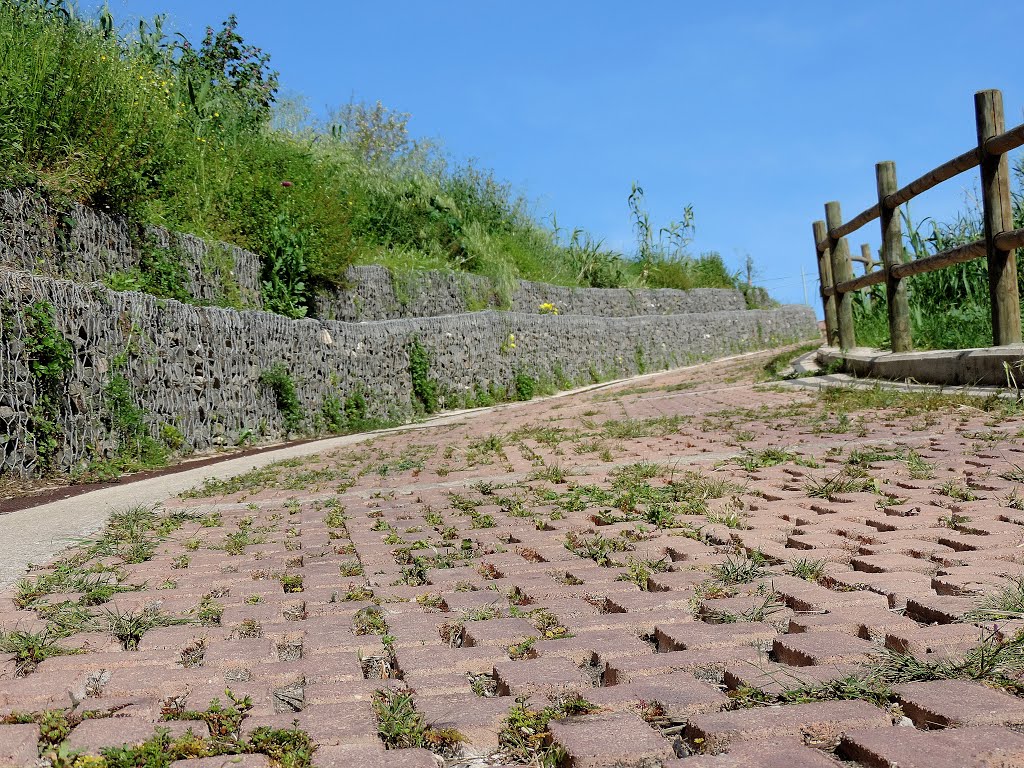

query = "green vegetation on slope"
[[852, 196, 1024, 351], [0, 1, 762, 318]]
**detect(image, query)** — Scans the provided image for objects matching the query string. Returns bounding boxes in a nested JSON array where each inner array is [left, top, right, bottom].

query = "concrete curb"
[[778, 371, 1020, 400], [817, 344, 1024, 387]]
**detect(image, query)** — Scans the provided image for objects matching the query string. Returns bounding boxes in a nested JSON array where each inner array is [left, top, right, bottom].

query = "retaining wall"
[[314, 266, 746, 321], [0, 189, 263, 309], [1, 190, 746, 320], [0, 269, 817, 477]]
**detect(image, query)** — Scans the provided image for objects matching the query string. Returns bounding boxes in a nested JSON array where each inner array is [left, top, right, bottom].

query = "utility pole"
[[801, 265, 808, 306]]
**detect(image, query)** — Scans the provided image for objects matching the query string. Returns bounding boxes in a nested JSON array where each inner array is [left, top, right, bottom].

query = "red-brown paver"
[[4, 346, 1024, 766]]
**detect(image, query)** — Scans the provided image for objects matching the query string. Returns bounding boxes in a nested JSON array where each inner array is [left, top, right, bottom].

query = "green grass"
[[1, 2, 756, 322], [372, 689, 465, 757], [0, 628, 79, 676], [803, 471, 876, 500], [871, 629, 1024, 694], [498, 694, 599, 766], [788, 558, 826, 582], [711, 553, 768, 585], [616, 555, 670, 590], [851, 209, 1024, 351]]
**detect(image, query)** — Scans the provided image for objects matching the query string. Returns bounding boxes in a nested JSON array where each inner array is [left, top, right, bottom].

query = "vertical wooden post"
[[859, 244, 873, 274], [859, 243, 873, 310], [975, 89, 1022, 345], [876, 161, 912, 352], [825, 202, 856, 349], [813, 220, 838, 344]]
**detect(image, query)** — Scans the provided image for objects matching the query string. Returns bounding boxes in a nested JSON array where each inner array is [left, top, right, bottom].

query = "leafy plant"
[[408, 338, 438, 414], [20, 302, 74, 474], [788, 558, 826, 583], [0, 629, 78, 676], [498, 694, 599, 765], [259, 363, 305, 433], [712, 553, 768, 585], [372, 689, 465, 757]]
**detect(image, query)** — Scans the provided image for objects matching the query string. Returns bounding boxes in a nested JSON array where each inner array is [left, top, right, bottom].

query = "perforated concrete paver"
[[4, 345, 1024, 766]]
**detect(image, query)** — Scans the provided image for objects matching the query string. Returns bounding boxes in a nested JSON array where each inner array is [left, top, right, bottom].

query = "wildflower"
[[281, 181, 294, 188]]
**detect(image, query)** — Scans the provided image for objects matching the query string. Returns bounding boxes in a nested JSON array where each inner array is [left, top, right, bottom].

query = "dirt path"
[[2, 346, 1024, 767]]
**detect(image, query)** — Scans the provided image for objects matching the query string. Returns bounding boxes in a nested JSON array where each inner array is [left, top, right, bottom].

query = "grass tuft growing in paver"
[[373, 689, 466, 758], [818, 385, 1024, 419], [564, 530, 634, 566], [728, 447, 818, 471], [803, 471, 876, 501], [871, 628, 1024, 694], [353, 606, 388, 635], [712, 553, 768, 585], [104, 606, 190, 651], [616, 555, 670, 590], [0, 628, 80, 676], [728, 675, 893, 710], [936, 479, 979, 502], [0, 694, 315, 765], [599, 414, 689, 439], [788, 558, 826, 583], [964, 576, 1024, 623], [498, 693, 600, 766]]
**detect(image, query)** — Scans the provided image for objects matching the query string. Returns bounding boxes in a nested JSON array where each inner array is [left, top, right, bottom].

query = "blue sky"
[[111, 1, 1023, 310]]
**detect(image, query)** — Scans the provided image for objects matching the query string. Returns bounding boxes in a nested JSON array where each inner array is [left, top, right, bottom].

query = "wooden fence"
[[814, 89, 1024, 351]]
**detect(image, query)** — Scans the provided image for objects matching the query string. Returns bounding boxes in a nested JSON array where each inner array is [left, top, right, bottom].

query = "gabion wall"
[[0, 189, 263, 310], [1, 190, 746, 322], [0, 268, 818, 477], [314, 266, 747, 321]]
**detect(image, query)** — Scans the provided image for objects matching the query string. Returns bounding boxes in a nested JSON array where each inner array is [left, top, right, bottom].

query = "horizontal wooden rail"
[[823, 269, 885, 297], [826, 225, 1024, 297], [891, 240, 985, 280], [993, 226, 1024, 251], [815, 115, 1024, 252], [883, 147, 980, 210], [985, 122, 1024, 157], [826, 204, 880, 243]]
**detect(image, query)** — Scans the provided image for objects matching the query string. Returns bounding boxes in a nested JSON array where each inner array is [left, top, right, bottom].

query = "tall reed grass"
[[852, 196, 1024, 350]]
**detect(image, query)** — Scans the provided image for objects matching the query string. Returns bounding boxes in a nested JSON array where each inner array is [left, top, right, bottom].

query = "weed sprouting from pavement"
[[498, 694, 600, 765], [803, 472, 876, 500], [871, 629, 1024, 694], [373, 689, 466, 757], [788, 558, 826, 583], [964, 576, 1024, 622], [0, 629, 79, 676], [616, 556, 670, 590], [712, 553, 768, 585]]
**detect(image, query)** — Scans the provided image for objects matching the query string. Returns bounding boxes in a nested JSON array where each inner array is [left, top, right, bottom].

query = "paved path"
[[3, 346, 1024, 767]]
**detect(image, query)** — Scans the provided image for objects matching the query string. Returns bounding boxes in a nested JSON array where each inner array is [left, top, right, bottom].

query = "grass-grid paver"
[[3, 346, 1024, 767]]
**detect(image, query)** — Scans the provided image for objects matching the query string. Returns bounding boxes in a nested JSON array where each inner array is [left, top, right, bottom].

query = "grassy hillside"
[[0, 1, 760, 318]]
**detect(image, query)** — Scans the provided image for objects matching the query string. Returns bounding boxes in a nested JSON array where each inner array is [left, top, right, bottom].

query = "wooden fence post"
[[876, 161, 912, 352], [825, 202, 856, 349], [975, 89, 1023, 345], [813, 220, 838, 344], [859, 244, 873, 309]]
